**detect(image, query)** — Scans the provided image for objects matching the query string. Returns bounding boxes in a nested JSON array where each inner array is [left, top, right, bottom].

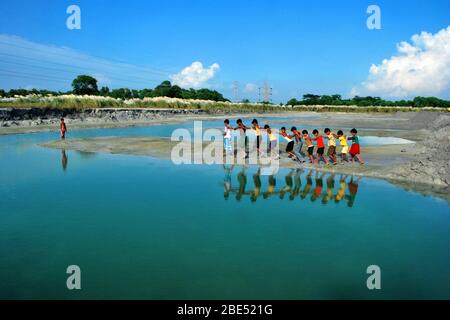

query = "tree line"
[[0, 75, 228, 102], [1, 75, 449, 108], [287, 94, 450, 109]]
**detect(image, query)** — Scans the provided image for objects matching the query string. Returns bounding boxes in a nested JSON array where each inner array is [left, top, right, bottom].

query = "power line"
[[0, 58, 163, 86], [0, 39, 176, 77]]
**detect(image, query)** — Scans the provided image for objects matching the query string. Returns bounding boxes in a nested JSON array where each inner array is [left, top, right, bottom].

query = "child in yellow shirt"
[[337, 130, 349, 162]]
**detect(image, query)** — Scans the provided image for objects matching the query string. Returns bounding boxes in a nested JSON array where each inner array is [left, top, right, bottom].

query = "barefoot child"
[[290, 127, 305, 162], [223, 119, 233, 154], [324, 128, 338, 165], [302, 130, 315, 163], [312, 129, 328, 165], [60, 118, 67, 140], [337, 130, 349, 162], [234, 119, 248, 159], [280, 127, 297, 161], [263, 125, 279, 159], [251, 119, 262, 154], [348, 128, 365, 164]]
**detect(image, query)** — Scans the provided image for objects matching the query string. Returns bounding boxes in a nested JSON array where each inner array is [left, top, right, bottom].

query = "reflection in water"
[[223, 166, 361, 207], [61, 150, 68, 171]]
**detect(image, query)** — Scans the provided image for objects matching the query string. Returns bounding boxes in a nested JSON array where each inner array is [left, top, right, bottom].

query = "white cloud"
[[170, 61, 220, 88], [352, 26, 450, 98], [244, 83, 258, 93]]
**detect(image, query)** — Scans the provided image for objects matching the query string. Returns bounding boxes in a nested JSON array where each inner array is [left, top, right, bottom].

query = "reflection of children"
[[290, 169, 302, 200], [236, 167, 248, 201], [223, 119, 233, 154], [251, 168, 262, 202], [348, 128, 365, 164], [346, 176, 361, 207], [324, 128, 338, 165], [280, 170, 293, 199], [280, 127, 297, 161], [311, 171, 324, 202], [302, 130, 314, 163], [335, 175, 347, 203], [337, 130, 349, 162], [300, 170, 313, 199], [322, 174, 335, 204], [223, 165, 233, 199], [312, 129, 328, 165], [263, 174, 277, 199], [60, 118, 67, 139]]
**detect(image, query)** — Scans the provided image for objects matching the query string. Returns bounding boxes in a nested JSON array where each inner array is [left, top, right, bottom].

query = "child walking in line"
[[280, 127, 297, 161], [223, 119, 233, 154], [290, 126, 305, 162], [337, 130, 349, 162], [234, 119, 248, 159], [348, 128, 365, 164], [60, 118, 67, 139], [302, 130, 315, 163], [324, 128, 338, 165], [312, 129, 328, 165], [251, 119, 262, 155], [263, 125, 279, 159]]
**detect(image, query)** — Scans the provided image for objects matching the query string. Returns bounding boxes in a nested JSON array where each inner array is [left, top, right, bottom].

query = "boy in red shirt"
[[312, 129, 328, 165]]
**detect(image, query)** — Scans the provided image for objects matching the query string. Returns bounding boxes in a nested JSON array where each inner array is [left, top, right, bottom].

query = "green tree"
[[110, 88, 132, 99], [168, 85, 183, 98], [153, 80, 172, 97], [100, 86, 110, 96], [72, 75, 99, 95]]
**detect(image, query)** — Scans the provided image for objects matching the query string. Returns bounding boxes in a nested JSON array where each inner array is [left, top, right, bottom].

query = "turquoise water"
[[0, 120, 449, 299]]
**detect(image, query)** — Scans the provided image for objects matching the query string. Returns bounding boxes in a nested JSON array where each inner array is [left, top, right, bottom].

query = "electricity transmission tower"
[[261, 81, 272, 103]]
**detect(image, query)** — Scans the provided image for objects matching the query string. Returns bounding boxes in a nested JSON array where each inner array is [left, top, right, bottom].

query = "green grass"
[[0, 95, 447, 113]]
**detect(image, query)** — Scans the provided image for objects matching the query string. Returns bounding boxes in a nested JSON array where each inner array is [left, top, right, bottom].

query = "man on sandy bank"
[[60, 118, 67, 140]]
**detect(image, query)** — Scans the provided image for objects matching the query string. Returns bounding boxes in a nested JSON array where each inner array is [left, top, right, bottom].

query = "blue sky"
[[0, 0, 449, 102]]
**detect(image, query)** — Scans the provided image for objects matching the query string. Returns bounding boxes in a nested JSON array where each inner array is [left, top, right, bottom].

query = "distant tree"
[[0, 89, 6, 97], [100, 86, 110, 96], [131, 89, 140, 99], [241, 99, 251, 103], [287, 98, 300, 106], [110, 88, 132, 99], [139, 88, 154, 98], [153, 80, 172, 97], [168, 85, 183, 98], [72, 75, 99, 95]]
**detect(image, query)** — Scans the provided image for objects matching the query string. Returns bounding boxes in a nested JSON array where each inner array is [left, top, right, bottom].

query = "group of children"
[[224, 118, 364, 165]]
